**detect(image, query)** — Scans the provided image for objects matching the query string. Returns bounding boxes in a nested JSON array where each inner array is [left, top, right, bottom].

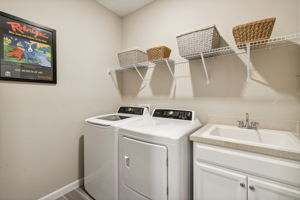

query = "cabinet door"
[[194, 161, 247, 200], [248, 177, 300, 200]]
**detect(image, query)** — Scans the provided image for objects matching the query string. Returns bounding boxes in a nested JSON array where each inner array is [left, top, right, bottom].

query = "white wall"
[[0, 0, 122, 199], [121, 0, 300, 134]]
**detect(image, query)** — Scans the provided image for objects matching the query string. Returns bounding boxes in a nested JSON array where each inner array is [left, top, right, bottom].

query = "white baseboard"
[[38, 178, 83, 200]]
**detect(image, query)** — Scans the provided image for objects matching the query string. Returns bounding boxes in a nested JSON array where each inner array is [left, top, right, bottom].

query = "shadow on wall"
[[150, 61, 175, 96], [108, 71, 125, 96], [188, 37, 246, 97], [114, 44, 300, 99], [251, 45, 300, 97], [189, 55, 246, 97], [114, 68, 147, 96]]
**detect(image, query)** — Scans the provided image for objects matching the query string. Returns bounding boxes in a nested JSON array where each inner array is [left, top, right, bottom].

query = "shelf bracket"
[[200, 53, 210, 84], [107, 69, 120, 90], [245, 43, 251, 81], [133, 65, 145, 81], [164, 60, 175, 80]]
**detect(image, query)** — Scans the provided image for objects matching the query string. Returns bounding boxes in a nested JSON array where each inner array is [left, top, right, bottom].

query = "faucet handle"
[[237, 120, 244, 128], [251, 122, 259, 129]]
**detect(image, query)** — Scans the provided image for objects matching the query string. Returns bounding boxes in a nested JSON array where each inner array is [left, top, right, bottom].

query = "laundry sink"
[[201, 124, 300, 151]]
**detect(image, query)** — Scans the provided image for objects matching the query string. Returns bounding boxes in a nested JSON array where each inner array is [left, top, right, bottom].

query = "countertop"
[[190, 124, 300, 161]]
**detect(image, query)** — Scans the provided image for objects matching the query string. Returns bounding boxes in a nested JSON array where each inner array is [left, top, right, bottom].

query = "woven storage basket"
[[147, 46, 171, 61], [232, 17, 276, 46], [176, 25, 220, 59], [118, 48, 148, 67]]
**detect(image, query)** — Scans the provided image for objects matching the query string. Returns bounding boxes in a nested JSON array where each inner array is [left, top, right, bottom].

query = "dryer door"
[[119, 136, 168, 200]]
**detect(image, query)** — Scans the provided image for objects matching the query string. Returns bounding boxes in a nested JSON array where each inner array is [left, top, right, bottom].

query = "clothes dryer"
[[118, 108, 202, 200]]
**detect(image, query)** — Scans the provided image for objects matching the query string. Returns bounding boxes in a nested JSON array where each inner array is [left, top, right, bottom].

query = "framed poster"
[[0, 11, 56, 84]]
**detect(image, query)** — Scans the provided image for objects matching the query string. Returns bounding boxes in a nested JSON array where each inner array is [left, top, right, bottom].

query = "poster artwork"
[[0, 11, 56, 83]]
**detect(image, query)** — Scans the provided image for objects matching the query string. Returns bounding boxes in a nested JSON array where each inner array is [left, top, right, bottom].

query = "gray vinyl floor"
[[56, 187, 94, 200]]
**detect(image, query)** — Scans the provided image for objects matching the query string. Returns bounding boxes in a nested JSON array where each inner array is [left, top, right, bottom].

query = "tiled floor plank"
[[56, 187, 93, 200]]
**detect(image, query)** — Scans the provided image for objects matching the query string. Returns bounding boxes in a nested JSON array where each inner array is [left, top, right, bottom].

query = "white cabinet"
[[194, 161, 300, 200], [193, 143, 300, 200], [194, 161, 247, 200], [248, 177, 300, 200]]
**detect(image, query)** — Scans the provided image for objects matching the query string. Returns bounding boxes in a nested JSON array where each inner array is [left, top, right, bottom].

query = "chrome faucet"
[[237, 113, 258, 129]]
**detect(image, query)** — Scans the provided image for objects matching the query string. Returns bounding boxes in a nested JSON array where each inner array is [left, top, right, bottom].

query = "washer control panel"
[[152, 109, 193, 121], [118, 107, 145, 115]]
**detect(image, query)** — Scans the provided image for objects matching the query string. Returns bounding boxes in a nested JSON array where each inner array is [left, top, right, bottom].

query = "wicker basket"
[[118, 48, 148, 67], [176, 25, 220, 59], [147, 46, 171, 61], [232, 17, 276, 46]]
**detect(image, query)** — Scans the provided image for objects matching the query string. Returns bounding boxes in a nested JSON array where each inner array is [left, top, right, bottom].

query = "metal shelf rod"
[[200, 53, 210, 84], [165, 60, 174, 79], [246, 43, 251, 81], [133, 65, 145, 81], [164, 59, 176, 86]]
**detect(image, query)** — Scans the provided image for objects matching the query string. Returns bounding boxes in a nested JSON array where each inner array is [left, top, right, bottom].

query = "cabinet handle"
[[249, 185, 255, 191], [240, 183, 245, 188]]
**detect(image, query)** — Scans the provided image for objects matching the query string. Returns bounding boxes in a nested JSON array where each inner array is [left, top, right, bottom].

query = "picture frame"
[[0, 11, 57, 84]]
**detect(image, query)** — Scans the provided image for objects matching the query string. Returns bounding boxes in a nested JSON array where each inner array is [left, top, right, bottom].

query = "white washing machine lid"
[[119, 109, 202, 140], [85, 106, 150, 127]]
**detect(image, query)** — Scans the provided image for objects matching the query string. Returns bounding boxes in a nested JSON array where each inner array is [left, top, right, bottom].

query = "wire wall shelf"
[[184, 32, 300, 59], [112, 59, 172, 71], [108, 59, 175, 81], [108, 33, 300, 84]]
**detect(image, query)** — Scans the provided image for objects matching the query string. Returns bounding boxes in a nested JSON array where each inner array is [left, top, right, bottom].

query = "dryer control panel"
[[152, 109, 193, 121], [118, 107, 146, 115]]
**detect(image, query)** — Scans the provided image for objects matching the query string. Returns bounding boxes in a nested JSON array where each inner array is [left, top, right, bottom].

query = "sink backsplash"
[[207, 115, 300, 139]]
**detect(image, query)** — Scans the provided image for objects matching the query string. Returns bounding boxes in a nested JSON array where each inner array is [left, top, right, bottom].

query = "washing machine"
[[84, 106, 149, 200], [118, 108, 202, 200]]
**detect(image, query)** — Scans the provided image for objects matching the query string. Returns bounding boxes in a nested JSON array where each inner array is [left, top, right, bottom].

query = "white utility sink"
[[201, 124, 300, 152]]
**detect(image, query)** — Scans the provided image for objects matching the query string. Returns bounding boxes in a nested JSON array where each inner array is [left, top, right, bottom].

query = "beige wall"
[[0, 0, 122, 199], [0, 0, 300, 199], [120, 0, 300, 134]]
